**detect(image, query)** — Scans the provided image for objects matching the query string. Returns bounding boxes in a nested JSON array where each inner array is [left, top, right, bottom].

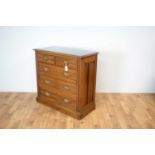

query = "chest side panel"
[[78, 54, 98, 112]]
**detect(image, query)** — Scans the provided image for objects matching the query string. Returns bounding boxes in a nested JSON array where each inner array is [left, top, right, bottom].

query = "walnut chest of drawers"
[[34, 46, 98, 119]]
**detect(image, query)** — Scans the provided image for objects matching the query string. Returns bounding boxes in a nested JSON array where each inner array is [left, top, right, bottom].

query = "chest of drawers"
[[34, 46, 98, 119]]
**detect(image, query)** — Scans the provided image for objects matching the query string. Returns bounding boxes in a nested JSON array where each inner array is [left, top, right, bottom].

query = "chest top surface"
[[34, 46, 98, 57]]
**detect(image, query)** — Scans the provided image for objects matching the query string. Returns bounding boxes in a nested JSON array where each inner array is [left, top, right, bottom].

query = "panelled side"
[[35, 51, 39, 98], [78, 54, 98, 115]]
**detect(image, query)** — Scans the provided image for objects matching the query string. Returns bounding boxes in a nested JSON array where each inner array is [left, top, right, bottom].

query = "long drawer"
[[39, 87, 76, 110], [38, 75, 77, 100], [37, 62, 77, 83]]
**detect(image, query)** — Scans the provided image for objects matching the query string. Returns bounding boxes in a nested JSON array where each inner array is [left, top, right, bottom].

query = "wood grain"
[[38, 62, 77, 82], [78, 55, 97, 110], [35, 50, 98, 119], [0, 93, 155, 128], [38, 75, 77, 100]]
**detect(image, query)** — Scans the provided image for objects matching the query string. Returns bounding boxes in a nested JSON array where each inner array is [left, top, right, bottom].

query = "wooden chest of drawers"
[[34, 46, 98, 119]]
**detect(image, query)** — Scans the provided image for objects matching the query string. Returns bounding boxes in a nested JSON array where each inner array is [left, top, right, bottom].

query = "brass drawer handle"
[[64, 60, 68, 65], [64, 72, 69, 77], [43, 56, 49, 61], [45, 91, 50, 96], [64, 98, 70, 103], [63, 85, 70, 90], [44, 79, 50, 84], [43, 67, 49, 72]]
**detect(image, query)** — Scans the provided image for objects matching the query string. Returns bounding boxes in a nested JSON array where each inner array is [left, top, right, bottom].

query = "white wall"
[[0, 26, 155, 92]]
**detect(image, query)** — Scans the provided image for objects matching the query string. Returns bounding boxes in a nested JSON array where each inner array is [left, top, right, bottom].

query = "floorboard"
[[0, 93, 155, 128]]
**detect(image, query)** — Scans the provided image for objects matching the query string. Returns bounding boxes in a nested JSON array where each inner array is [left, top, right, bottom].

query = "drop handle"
[[64, 60, 68, 65], [43, 67, 49, 72], [63, 85, 70, 90], [44, 79, 50, 84], [64, 72, 69, 77], [43, 56, 49, 61], [45, 91, 50, 96], [64, 98, 70, 103]]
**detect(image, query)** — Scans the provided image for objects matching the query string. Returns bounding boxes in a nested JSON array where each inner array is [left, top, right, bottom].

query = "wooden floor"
[[0, 93, 155, 128]]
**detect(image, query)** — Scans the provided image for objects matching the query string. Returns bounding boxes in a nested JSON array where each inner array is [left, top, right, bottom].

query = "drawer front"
[[56, 79, 77, 94], [39, 87, 76, 110], [56, 55, 77, 70], [38, 63, 77, 83], [39, 75, 56, 87], [38, 75, 77, 100], [39, 87, 57, 101], [37, 52, 55, 65], [57, 96, 76, 110]]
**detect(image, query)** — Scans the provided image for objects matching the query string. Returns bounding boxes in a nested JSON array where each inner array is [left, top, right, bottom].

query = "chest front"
[[35, 47, 98, 119]]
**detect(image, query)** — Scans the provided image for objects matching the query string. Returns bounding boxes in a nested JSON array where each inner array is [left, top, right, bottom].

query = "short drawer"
[[36, 52, 55, 65], [38, 63, 77, 83], [39, 87, 76, 110], [56, 55, 77, 70], [38, 75, 77, 100]]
